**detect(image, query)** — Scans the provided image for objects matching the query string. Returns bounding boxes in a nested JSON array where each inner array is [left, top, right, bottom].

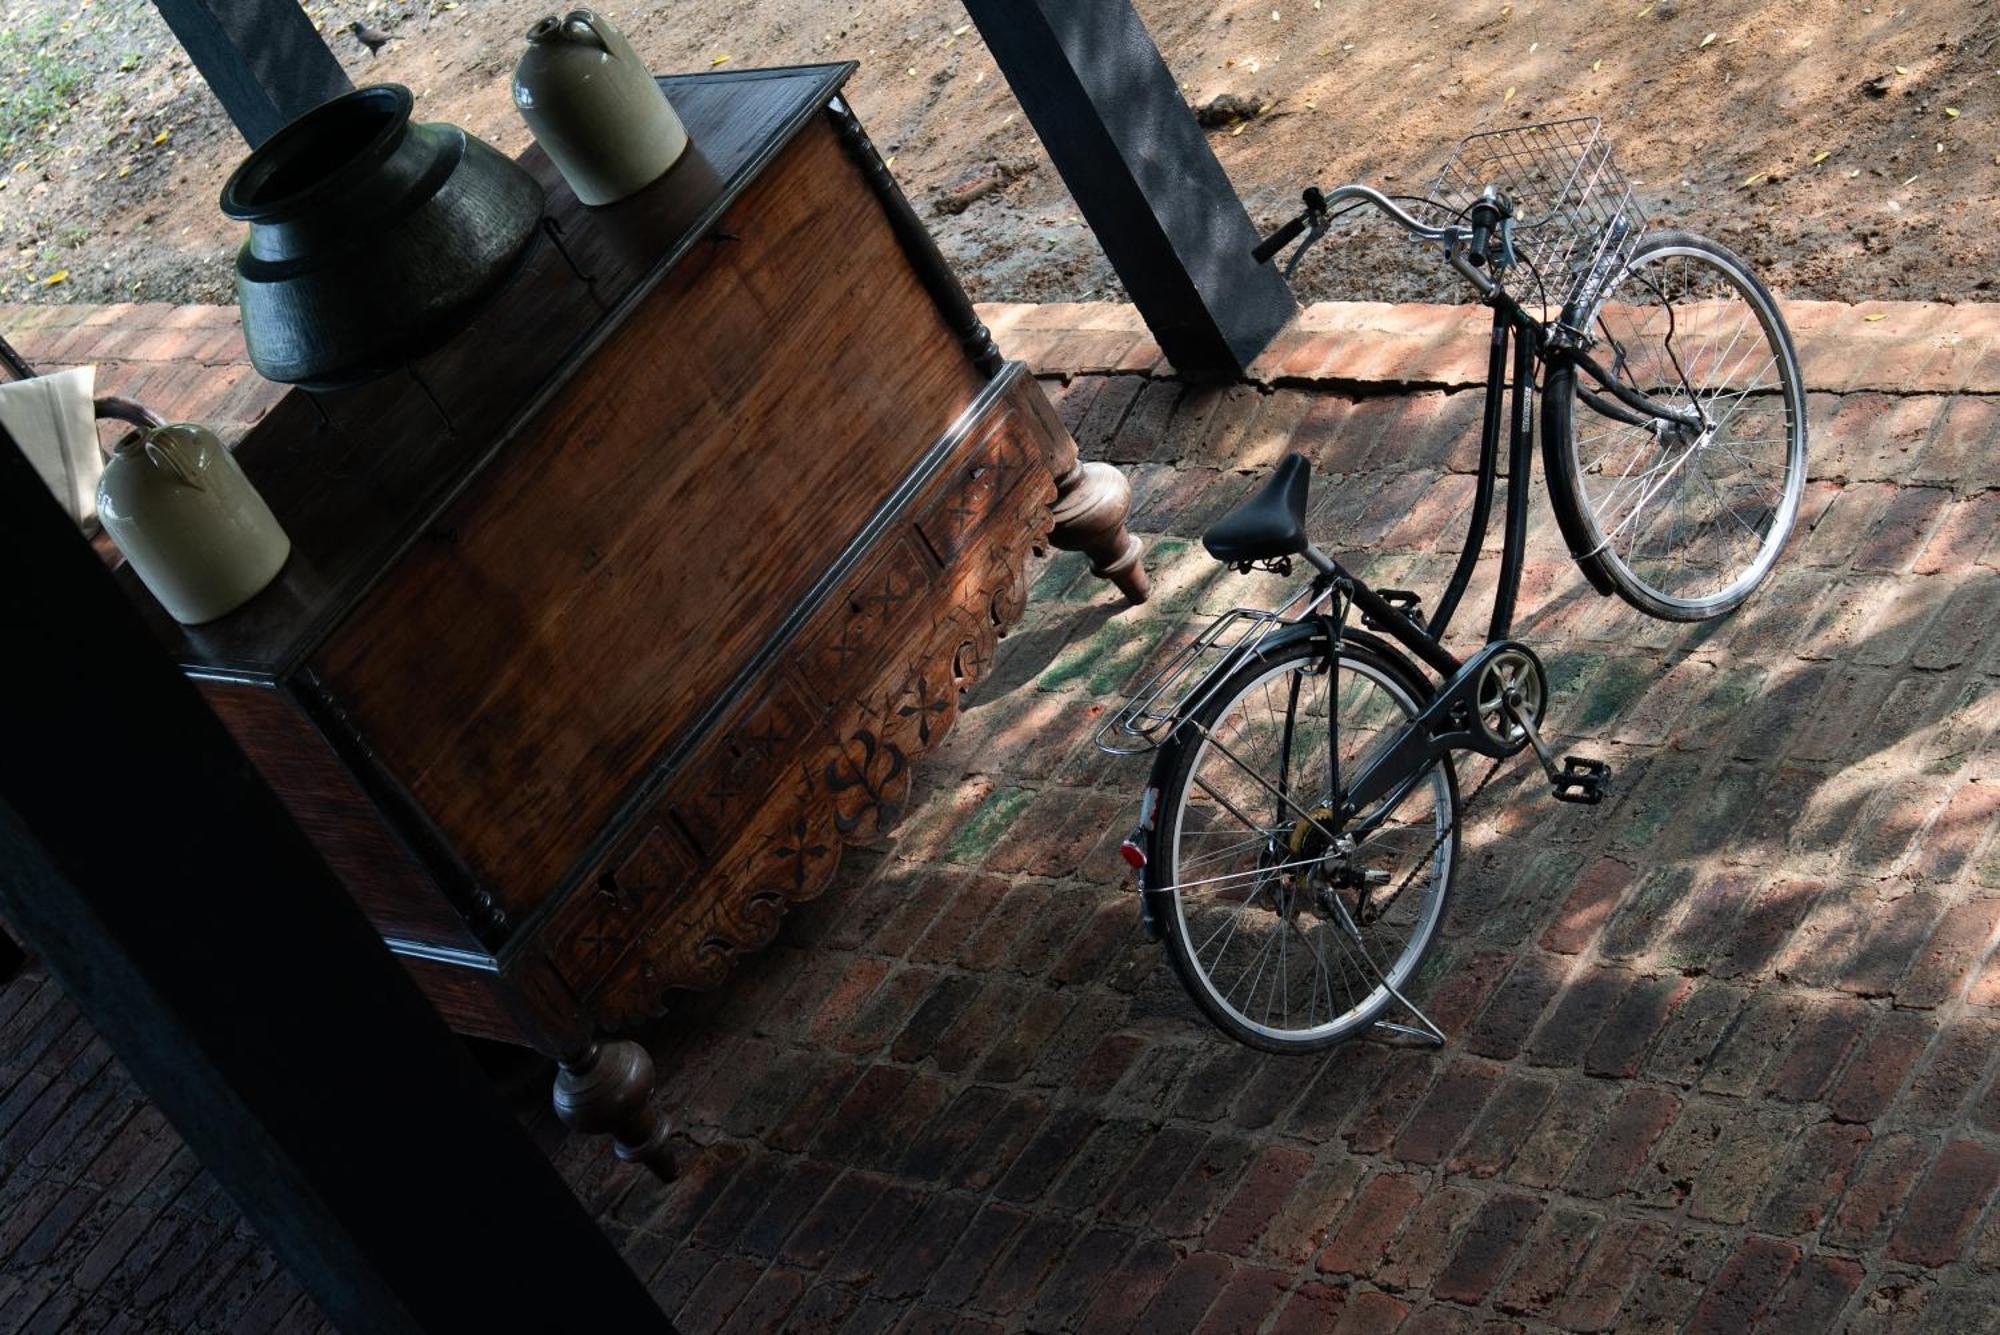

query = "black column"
[[961, 0, 1295, 381], [151, 0, 353, 145], [0, 434, 671, 1333]]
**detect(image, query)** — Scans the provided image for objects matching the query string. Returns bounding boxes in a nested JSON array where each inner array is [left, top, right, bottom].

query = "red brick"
[[1316, 1172, 1423, 1277], [1756, 1122, 1872, 1235], [1765, 996, 1868, 1102], [1331, 1290, 1410, 1334], [1101, 1124, 1206, 1225], [1566, 1086, 1680, 1199], [1193, 1263, 1291, 1335], [1021, 1226, 1131, 1331], [1507, 1080, 1617, 1190], [1759, 1254, 1864, 1331], [1432, 1193, 1540, 1305], [1494, 1205, 1602, 1319], [1687, 1109, 1798, 1226], [1828, 1012, 1933, 1125], [1826, 1131, 1932, 1247], [1447, 1073, 1556, 1179], [1135, 1249, 1233, 1332], [1709, 876, 1819, 981], [1907, 897, 2000, 1010], [1257, 1159, 1366, 1266], [1540, 857, 1636, 955], [1901, 1016, 2000, 1127], [1465, 953, 1571, 1060], [993, 1105, 1099, 1205], [1392, 1059, 1501, 1166], [1585, 975, 1693, 1079], [1078, 1237, 1179, 1330], [1341, 1059, 1435, 1155], [1550, 1218, 1670, 1332], [924, 1201, 1030, 1307], [1271, 1280, 1349, 1335], [1373, 1186, 1482, 1294], [1908, 786, 2000, 887], [1914, 490, 2000, 574], [1203, 1144, 1313, 1255], [1886, 1139, 2000, 1267], [1684, 1235, 1799, 1334]]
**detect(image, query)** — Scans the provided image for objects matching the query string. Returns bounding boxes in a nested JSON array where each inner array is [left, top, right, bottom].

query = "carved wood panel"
[[552, 368, 1062, 1027]]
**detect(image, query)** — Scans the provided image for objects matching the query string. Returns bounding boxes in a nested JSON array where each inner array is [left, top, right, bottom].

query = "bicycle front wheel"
[[1545, 230, 1808, 621], [1147, 632, 1458, 1053]]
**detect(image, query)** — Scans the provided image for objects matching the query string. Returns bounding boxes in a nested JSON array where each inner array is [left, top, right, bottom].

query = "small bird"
[[349, 20, 391, 56]]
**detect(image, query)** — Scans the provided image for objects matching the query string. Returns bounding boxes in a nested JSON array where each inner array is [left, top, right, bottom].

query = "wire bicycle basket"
[[1424, 118, 1647, 335]]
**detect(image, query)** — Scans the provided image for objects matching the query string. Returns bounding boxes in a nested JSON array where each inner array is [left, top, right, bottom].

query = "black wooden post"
[[0, 434, 671, 1333], [151, 0, 352, 145], [960, 0, 1295, 381]]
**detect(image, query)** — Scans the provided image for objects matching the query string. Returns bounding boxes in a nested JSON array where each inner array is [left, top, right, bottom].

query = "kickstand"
[[1368, 982, 1447, 1048], [1323, 894, 1449, 1049]]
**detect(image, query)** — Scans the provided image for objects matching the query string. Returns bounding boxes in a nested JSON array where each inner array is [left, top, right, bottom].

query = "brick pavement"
[[2, 296, 1998, 1332]]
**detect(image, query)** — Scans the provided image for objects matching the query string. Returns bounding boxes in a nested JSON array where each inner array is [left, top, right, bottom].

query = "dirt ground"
[[1, 0, 1996, 312]]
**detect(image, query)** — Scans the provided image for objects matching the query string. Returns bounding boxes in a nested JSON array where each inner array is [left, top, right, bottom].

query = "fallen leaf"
[[43, 270, 67, 286], [1811, 150, 1831, 164], [1504, 85, 1516, 101], [152, 130, 169, 144], [709, 53, 730, 65], [1591, 59, 1602, 72], [1894, 64, 1908, 74], [952, 22, 969, 35], [1699, 31, 1716, 47], [1945, 106, 1960, 117], [1863, 313, 1886, 321], [1741, 171, 1766, 187], [116, 164, 131, 178]]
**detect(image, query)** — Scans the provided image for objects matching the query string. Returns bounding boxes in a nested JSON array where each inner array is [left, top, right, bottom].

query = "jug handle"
[[94, 395, 165, 460], [142, 427, 204, 491], [561, 9, 613, 52]]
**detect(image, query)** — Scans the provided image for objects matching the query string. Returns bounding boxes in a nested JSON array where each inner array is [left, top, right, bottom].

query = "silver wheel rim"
[[1570, 243, 1807, 616], [1166, 652, 1453, 1045]]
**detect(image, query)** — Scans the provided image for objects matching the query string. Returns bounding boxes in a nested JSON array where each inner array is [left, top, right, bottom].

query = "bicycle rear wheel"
[[1544, 230, 1808, 621], [1146, 631, 1457, 1053]]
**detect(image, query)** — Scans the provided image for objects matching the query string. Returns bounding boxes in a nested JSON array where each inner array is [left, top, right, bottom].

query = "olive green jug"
[[96, 422, 290, 625], [513, 9, 689, 206]]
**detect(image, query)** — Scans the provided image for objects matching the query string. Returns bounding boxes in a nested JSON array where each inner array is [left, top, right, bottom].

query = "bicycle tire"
[[1543, 229, 1809, 622], [1145, 629, 1459, 1053]]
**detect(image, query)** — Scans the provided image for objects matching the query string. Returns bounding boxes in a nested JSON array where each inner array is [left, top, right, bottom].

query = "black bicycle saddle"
[[1203, 453, 1311, 563]]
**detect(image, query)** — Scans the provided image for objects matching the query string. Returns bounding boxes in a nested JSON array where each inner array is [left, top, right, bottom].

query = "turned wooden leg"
[[552, 1039, 675, 1179], [1050, 458, 1149, 604]]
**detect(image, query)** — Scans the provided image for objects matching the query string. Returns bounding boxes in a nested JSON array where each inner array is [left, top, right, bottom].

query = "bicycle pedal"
[[1363, 589, 1426, 631], [1552, 755, 1611, 805]]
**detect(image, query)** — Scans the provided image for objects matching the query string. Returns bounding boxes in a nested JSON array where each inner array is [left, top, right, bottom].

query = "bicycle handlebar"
[[1251, 213, 1309, 265], [1251, 183, 1497, 296]]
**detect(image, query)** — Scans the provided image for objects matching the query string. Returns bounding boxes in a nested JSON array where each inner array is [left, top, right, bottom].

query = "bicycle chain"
[[1356, 754, 1507, 926]]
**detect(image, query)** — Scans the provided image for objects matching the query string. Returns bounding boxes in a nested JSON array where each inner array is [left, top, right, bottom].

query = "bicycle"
[[1095, 120, 1808, 1052]]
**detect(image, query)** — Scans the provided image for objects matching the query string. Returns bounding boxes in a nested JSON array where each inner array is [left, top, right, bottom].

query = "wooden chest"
[[115, 63, 1142, 1167]]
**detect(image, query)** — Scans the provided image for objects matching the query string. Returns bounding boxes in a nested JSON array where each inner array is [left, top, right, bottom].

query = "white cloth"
[[0, 366, 100, 529]]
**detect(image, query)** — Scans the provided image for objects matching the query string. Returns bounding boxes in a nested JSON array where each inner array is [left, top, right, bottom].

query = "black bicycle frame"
[[1316, 288, 1547, 682]]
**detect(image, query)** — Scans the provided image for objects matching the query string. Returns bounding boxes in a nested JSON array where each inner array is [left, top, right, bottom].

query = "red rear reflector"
[[1119, 841, 1146, 869]]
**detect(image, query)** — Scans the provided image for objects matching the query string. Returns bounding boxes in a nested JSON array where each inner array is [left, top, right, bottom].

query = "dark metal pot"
[[220, 84, 544, 391]]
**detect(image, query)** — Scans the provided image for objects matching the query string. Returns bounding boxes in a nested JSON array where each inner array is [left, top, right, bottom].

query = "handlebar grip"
[[1253, 214, 1308, 265], [1467, 217, 1492, 268]]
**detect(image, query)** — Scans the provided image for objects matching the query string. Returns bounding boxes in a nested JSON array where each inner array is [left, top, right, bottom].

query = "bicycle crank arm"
[[1502, 696, 1613, 805]]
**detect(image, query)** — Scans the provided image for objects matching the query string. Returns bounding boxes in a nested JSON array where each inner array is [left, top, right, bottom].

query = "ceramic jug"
[[513, 9, 688, 206], [96, 422, 291, 625]]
